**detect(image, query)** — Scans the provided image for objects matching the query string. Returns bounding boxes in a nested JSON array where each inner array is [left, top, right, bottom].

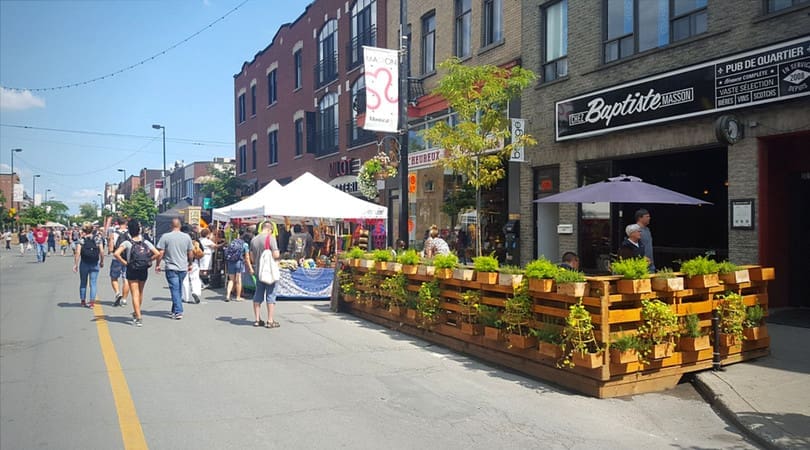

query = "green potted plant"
[[680, 255, 720, 289], [381, 273, 408, 316], [371, 249, 393, 271], [345, 247, 365, 267], [417, 279, 442, 327], [524, 258, 558, 293], [637, 299, 680, 362], [359, 252, 375, 268], [478, 304, 504, 342], [433, 253, 459, 279], [502, 285, 536, 349], [339, 268, 357, 303], [498, 265, 525, 288], [609, 334, 640, 365], [718, 292, 746, 347], [397, 249, 420, 275], [405, 292, 419, 321], [531, 325, 562, 359], [356, 268, 378, 306], [744, 303, 767, 340], [473, 254, 500, 284], [458, 290, 483, 336], [555, 269, 588, 297], [718, 261, 751, 285], [559, 300, 603, 369], [611, 257, 652, 294], [678, 313, 710, 352], [357, 152, 398, 200], [652, 267, 684, 292], [417, 256, 436, 277]]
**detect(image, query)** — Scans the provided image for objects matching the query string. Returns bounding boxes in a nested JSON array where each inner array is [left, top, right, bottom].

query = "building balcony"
[[346, 26, 377, 71], [314, 54, 339, 89], [408, 77, 425, 104], [346, 120, 376, 148], [314, 127, 339, 156]]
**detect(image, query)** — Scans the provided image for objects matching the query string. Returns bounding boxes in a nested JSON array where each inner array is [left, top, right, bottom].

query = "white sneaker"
[[121, 298, 127, 306]]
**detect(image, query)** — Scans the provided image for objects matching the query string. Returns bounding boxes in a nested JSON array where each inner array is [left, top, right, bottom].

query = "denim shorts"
[[110, 259, 127, 279], [253, 280, 277, 304], [227, 259, 245, 274]]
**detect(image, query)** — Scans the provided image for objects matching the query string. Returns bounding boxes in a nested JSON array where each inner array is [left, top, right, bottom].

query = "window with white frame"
[[238, 93, 246, 123], [317, 92, 339, 155], [349, 0, 377, 69], [543, 0, 568, 82], [238, 144, 247, 174], [250, 85, 256, 116], [422, 12, 436, 74], [482, 0, 503, 47], [455, 0, 472, 58], [317, 20, 339, 87], [268, 69, 277, 105], [294, 50, 302, 89]]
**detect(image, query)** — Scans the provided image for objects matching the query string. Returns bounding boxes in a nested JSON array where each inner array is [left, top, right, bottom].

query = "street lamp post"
[[10, 148, 22, 225], [152, 124, 166, 177], [45, 189, 51, 202], [33, 174, 40, 205]]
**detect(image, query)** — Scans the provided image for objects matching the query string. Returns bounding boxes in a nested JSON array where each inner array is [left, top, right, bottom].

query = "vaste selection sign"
[[556, 36, 810, 141]]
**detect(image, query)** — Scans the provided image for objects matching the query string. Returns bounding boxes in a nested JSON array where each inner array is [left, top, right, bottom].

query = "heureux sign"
[[556, 36, 810, 141]]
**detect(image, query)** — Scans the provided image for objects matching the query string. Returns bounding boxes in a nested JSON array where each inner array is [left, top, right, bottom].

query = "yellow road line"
[[93, 303, 148, 449]]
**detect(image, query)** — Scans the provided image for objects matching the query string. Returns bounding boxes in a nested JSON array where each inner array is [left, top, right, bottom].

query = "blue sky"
[[0, 0, 310, 213]]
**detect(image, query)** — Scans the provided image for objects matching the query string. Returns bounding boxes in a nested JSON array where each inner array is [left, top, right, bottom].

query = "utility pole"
[[398, 0, 410, 247]]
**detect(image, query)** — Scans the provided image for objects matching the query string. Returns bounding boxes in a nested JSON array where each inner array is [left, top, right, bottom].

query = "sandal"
[[268, 321, 280, 328], [253, 321, 261, 327]]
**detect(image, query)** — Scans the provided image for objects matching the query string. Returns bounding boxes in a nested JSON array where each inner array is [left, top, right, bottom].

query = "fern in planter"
[[380, 273, 407, 306], [417, 279, 441, 325], [525, 258, 558, 279], [611, 334, 641, 352], [478, 304, 503, 329], [372, 249, 393, 262], [680, 255, 720, 276], [656, 267, 678, 278], [472, 254, 499, 272], [611, 257, 650, 279], [499, 265, 524, 275], [683, 313, 703, 338], [636, 299, 680, 364], [717, 261, 741, 274], [433, 253, 459, 269], [555, 268, 586, 283], [718, 292, 746, 343], [531, 325, 562, 344], [346, 247, 365, 260], [744, 304, 765, 328], [397, 249, 420, 265], [502, 285, 533, 336]]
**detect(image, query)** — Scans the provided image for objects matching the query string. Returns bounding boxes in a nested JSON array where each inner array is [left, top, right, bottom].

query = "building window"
[[268, 70, 277, 105], [317, 92, 339, 156], [421, 12, 436, 74], [349, 76, 375, 147], [543, 0, 568, 82], [604, 0, 707, 63], [238, 144, 247, 174], [250, 85, 256, 116], [316, 20, 339, 88], [482, 0, 503, 47], [348, 0, 377, 70], [295, 118, 304, 156], [251, 140, 257, 171], [767, 0, 808, 13], [455, 0, 472, 58], [268, 130, 278, 165], [238, 93, 246, 123], [184, 179, 194, 199], [294, 50, 302, 89]]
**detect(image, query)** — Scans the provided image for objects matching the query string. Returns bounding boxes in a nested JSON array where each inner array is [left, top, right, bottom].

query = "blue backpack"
[[224, 239, 244, 262]]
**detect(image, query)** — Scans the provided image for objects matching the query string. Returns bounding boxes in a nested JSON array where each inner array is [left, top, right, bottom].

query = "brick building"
[[233, 0, 389, 198], [519, 1, 809, 307], [159, 158, 234, 209]]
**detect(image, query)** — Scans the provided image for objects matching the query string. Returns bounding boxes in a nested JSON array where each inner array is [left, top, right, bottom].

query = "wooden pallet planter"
[[528, 278, 555, 293]]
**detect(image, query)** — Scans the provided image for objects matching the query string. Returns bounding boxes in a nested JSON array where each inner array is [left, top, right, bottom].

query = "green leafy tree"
[[201, 165, 247, 208], [423, 58, 536, 255], [118, 188, 158, 225], [441, 182, 476, 227], [75, 203, 98, 222], [20, 205, 55, 225]]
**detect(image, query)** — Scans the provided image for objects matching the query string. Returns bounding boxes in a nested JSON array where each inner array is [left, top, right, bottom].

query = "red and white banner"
[[362, 46, 399, 133]]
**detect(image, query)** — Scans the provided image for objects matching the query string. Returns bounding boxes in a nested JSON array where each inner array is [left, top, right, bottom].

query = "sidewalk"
[[693, 314, 810, 449]]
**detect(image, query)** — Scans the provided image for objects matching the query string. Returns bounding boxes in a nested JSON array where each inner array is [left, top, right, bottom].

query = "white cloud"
[[202, 0, 212, 6], [71, 189, 101, 202], [0, 87, 46, 111]]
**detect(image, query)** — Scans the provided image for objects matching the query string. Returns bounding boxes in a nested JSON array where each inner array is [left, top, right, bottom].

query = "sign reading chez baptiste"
[[556, 36, 810, 141]]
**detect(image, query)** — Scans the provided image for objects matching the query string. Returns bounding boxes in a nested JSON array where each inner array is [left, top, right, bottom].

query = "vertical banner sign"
[[510, 119, 525, 162], [362, 46, 399, 133]]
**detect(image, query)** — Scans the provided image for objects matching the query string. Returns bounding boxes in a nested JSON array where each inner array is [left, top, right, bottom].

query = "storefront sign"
[[362, 46, 399, 133], [329, 175, 360, 195], [556, 36, 810, 141], [509, 118, 525, 162], [408, 148, 444, 170], [328, 158, 360, 178]]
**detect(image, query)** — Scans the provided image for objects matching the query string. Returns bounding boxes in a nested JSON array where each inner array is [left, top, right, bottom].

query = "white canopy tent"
[[265, 172, 387, 220], [212, 180, 283, 221]]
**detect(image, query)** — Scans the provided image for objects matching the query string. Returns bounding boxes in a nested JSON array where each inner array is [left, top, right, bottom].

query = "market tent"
[[212, 180, 283, 221], [43, 221, 67, 229], [266, 172, 387, 220], [154, 200, 191, 241]]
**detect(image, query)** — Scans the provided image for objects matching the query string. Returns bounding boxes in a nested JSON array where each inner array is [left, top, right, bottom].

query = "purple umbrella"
[[534, 175, 712, 205]]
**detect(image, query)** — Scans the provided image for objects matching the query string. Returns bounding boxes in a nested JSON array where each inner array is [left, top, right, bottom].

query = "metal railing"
[[346, 120, 376, 147], [314, 54, 339, 89], [314, 127, 339, 156], [408, 77, 425, 104], [346, 26, 377, 71]]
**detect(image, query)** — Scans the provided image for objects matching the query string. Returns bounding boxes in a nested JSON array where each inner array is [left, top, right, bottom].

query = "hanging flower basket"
[[358, 151, 398, 199]]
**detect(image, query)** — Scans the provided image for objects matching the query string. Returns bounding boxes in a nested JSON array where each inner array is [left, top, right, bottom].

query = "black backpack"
[[114, 230, 131, 250], [128, 241, 152, 271], [80, 238, 100, 264]]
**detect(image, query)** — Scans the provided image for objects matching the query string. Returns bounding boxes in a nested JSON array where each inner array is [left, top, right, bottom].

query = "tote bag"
[[258, 234, 280, 284]]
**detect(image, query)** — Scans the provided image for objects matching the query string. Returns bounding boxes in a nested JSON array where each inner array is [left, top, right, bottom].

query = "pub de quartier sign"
[[556, 36, 810, 141]]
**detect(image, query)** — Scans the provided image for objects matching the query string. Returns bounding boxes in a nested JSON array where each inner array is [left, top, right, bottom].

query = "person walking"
[[18, 229, 28, 256], [248, 225, 281, 328], [635, 209, 655, 273], [73, 223, 104, 308], [198, 227, 218, 287], [113, 220, 159, 327], [33, 224, 48, 262], [156, 217, 194, 320], [108, 218, 130, 307], [47, 227, 56, 254], [181, 224, 203, 304], [3, 230, 11, 250], [223, 232, 249, 302]]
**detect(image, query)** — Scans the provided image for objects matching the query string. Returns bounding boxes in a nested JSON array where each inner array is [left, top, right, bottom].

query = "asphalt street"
[[0, 248, 759, 449]]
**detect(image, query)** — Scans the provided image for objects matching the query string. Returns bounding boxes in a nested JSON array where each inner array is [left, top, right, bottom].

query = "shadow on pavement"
[[215, 316, 255, 326], [56, 302, 86, 308], [151, 297, 172, 302], [92, 315, 134, 325], [736, 411, 810, 448]]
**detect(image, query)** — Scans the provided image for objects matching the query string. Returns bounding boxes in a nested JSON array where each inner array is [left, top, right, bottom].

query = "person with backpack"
[[108, 218, 130, 307], [73, 222, 104, 308], [113, 219, 159, 327], [223, 231, 249, 302]]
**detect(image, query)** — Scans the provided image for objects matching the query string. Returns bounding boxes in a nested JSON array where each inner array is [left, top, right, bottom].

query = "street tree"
[[20, 205, 54, 226], [201, 165, 247, 209], [423, 57, 536, 255], [117, 188, 158, 225], [75, 203, 98, 223]]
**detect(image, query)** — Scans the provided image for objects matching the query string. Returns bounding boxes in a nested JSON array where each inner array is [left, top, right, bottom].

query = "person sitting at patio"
[[558, 252, 580, 271], [618, 224, 647, 261]]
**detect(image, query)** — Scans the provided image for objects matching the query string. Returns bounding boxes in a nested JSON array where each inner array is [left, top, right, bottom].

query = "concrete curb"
[[691, 371, 779, 450]]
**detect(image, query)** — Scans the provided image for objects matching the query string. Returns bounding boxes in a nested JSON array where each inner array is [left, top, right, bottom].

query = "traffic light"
[[408, 173, 417, 193]]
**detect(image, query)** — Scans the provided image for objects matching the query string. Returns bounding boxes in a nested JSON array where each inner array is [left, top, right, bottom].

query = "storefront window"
[[578, 161, 613, 272]]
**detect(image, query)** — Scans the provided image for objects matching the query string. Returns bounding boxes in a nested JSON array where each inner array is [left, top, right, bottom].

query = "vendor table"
[[242, 267, 334, 299]]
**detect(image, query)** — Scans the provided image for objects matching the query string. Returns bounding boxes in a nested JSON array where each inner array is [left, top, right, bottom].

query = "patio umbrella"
[[533, 175, 712, 205]]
